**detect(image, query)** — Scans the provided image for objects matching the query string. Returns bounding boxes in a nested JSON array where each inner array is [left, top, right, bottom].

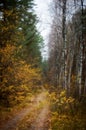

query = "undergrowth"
[[49, 90, 86, 130]]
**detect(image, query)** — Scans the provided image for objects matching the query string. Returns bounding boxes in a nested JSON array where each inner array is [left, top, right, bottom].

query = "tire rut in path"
[[30, 104, 50, 130], [1, 107, 33, 130]]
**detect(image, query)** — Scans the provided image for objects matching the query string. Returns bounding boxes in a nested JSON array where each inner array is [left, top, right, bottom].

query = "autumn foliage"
[[0, 0, 42, 107]]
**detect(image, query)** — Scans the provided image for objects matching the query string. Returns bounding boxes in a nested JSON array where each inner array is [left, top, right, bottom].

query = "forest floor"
[[0, 90, 50, 130]]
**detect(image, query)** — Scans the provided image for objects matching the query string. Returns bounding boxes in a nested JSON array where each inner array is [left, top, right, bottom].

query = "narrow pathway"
[[1, 91, 50, 130], [29, 90, 50, 130]]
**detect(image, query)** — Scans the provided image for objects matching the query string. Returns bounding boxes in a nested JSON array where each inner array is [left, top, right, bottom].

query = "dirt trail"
[[1, 91, 50, 130]]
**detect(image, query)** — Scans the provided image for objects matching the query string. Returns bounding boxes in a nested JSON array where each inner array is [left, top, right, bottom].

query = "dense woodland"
[[0, 0, 86, 130], [0, 0, 43, 107], [48, 0, 86, 99], [46, 0, 86, 129]]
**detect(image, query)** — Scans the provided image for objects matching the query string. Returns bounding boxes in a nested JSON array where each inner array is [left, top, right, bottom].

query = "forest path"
[[1, 90, 50, 130], [29, 91, 50, 130]]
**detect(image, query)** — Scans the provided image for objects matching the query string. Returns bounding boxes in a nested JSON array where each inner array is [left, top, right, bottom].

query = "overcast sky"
[[34, 0, 52, 59], [34, 0, 86, 59]]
